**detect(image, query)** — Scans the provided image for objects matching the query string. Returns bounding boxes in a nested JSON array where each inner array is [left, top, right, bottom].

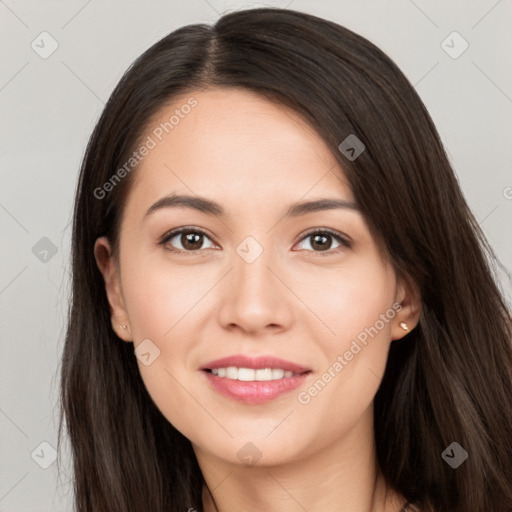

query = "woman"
[[59, 7, 512, 512]]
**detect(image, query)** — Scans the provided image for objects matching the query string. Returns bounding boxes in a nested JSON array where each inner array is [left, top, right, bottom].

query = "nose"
[[216, 241, 295, 335]]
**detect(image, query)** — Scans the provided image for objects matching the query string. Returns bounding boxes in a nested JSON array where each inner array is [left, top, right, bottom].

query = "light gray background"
[[1, 1, 511, 510]]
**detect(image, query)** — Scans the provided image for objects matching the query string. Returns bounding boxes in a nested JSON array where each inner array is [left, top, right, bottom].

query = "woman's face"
[[95, 87, 418, 468]]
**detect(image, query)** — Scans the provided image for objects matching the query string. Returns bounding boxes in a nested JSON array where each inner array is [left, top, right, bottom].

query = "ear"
[[93, 236, 132, 342], [391, 272, 422, 340]]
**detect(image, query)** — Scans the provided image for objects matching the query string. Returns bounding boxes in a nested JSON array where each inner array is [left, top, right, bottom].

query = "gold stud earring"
[[399, 322, 409, 332]]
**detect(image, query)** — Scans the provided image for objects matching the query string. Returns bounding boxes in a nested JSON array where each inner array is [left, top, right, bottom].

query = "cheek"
[[296, 261, 396, 410], [295, 261, 396, 342], [122, 255, 213, 341], [120, 260, 203, 433]]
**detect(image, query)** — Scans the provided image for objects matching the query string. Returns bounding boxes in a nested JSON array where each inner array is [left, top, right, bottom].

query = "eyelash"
[[158, 226, 352, 256]]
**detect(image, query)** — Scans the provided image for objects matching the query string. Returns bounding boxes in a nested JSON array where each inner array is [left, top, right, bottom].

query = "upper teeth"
[[211, 367, 298, 381]]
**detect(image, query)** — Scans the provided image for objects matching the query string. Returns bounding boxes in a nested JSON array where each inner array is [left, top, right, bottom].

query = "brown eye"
[[295, 229, 351, 254], [161, 228, 215, 253], [310, 233, 333, 251]]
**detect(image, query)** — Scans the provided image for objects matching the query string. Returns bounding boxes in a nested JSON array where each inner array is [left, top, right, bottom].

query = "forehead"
[[124, 87, 353, 218]]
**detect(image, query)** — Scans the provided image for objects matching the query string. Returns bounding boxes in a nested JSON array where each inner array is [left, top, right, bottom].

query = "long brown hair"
[[58, 7, 512, 511]]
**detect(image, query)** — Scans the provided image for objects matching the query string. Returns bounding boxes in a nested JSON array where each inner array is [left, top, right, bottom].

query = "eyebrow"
[[144, 193, 360, 219]]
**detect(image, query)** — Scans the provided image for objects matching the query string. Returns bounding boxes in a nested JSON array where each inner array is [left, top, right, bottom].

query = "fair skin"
[[94, 87, 421, 512]]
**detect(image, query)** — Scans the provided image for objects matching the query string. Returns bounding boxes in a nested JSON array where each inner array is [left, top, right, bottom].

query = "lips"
[[200, 354, 310, 374], [200, 355, 312, 404], [202, 371, 310, 404]]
